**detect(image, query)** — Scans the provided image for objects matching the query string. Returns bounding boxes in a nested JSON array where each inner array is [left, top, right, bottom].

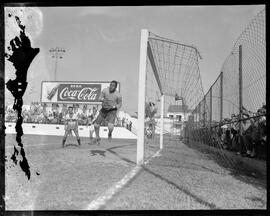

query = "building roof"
[[167, 105, 191, 113]]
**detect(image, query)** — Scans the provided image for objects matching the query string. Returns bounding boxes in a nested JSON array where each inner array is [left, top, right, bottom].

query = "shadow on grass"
[[106, 144, 136, 165], [141, 165, 218, 209], [90, 150, 106, 157], [152, 162, 227, 176], [183, 140, 266, 189], [106, 145, 218, 210]]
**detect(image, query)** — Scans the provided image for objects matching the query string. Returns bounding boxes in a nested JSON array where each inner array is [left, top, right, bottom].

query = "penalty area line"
[[86, 149, 162, 210]]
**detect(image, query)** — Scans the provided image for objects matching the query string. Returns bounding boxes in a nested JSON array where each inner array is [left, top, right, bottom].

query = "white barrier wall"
[[5, 123, 137, 139], [155, 118, 181, 135], [130, 117, 181, 135], [6, 118, 179, 139]]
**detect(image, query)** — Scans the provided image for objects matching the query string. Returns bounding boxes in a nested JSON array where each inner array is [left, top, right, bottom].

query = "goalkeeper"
[[94, 80, 122, 144]]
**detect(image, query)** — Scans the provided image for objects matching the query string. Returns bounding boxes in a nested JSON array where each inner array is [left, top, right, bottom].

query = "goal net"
[[137, 30, 204, 165]]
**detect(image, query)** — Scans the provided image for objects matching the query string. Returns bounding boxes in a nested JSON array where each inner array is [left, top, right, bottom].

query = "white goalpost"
[[136, 29, 148, 165], [137, 29, 164, 165]]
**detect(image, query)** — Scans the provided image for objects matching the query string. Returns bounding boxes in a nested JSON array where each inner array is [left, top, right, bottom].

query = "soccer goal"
[[137, 29, 204, 165]]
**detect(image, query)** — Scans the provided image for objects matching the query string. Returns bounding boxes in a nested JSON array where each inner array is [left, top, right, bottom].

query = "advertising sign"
[[41, 81, 120, 104]]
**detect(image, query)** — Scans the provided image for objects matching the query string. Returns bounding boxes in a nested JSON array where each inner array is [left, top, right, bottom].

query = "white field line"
[[87, 149, 162, 210]]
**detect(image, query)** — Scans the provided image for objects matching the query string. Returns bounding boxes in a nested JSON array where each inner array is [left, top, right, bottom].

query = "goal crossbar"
[[148, 37, 202, 60], [147, 42, 163, 95]]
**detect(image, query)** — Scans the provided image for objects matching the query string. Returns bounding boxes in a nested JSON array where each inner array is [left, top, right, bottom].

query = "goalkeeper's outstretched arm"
[[115, 95, 122, 110]]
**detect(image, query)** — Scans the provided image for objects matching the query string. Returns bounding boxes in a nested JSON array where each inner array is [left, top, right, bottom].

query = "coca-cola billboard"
[[41, 81, 119, 104]]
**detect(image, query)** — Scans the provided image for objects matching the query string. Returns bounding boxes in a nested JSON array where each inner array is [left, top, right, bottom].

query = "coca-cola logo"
[[60, 87, 98, 100], [57, 84, 101, 102]]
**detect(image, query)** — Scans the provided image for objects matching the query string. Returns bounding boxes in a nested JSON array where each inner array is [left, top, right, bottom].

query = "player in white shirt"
[[86, 105, 99, 144], [62, 106, 81, 147]]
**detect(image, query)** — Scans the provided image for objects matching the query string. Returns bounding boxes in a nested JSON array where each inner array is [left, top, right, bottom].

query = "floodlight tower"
[[49, 47, 66, 81]]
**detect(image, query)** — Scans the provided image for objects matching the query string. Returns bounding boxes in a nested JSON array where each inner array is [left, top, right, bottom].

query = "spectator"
[[225, 127, 232, 150], [231, 115, 240, 153], [79, 105, 88, 125], [250, 114, 260, 158], [128, 121, 132, 131], [146, 126, 152, 138], [82, 104, 88, 115], [61, 104, 68, 117], [125, 118, 129, 129], [145, 102, 157, 119], [51, 103, 60, 124], [122, 117, 125, 127], [42, 103, 47, 112], [37, 111, 44, 124], [47, 108, 54, 123], [241, 112, 253, 157], [74, 104, 81, 114], [257, 102, 266, 115]]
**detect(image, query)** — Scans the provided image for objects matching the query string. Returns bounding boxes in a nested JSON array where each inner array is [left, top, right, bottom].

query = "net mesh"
[[144, 31, 204, 151], [148, 32, 204, 109]]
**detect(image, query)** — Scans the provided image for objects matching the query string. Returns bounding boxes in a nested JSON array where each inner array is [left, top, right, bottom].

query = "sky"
[[4, 5, 265, 115]]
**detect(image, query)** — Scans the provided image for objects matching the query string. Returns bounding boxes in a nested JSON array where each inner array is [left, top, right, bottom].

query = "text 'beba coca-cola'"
[[57, 84, 101, 102]]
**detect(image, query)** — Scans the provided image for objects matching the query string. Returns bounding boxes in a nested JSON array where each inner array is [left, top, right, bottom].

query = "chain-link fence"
[[185, 9, 266, 160]]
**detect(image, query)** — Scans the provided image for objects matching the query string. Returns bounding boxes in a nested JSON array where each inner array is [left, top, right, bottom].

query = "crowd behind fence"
[[184, 9, 266, 160], [5, 103, 133, 131]]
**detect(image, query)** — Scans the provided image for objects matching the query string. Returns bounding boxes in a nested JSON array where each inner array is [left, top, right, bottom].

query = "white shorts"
[[66, 121, 77, 131]]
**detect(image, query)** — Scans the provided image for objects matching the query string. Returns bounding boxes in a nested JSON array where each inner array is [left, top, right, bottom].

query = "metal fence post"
[[210, 86, 212, 128], [220, 72, 223, 122], [198, 102, 201, 128], [195, 107, 198, 129], [160, 94, 164, 149], [203, 96, 206, 127], [239, 45, 243, 136]]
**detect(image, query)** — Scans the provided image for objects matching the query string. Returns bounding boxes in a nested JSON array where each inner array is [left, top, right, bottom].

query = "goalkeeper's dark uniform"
[[94, 81, 122, 144], [95, 87, 122, 125]]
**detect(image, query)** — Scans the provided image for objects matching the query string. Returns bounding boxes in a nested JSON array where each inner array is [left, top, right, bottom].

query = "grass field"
[[5, 134, 159, 210], [5, 134, 266, 210]]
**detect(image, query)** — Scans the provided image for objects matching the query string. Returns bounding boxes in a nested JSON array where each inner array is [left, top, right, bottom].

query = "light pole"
[[49, 47, 66, 81]]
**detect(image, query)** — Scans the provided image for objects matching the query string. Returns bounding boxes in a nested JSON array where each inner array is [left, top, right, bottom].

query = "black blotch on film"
[[5, 14, 40, 180]]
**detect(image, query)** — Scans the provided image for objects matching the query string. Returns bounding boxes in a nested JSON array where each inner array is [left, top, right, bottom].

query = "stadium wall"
[[5, 123, 137, 139]]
